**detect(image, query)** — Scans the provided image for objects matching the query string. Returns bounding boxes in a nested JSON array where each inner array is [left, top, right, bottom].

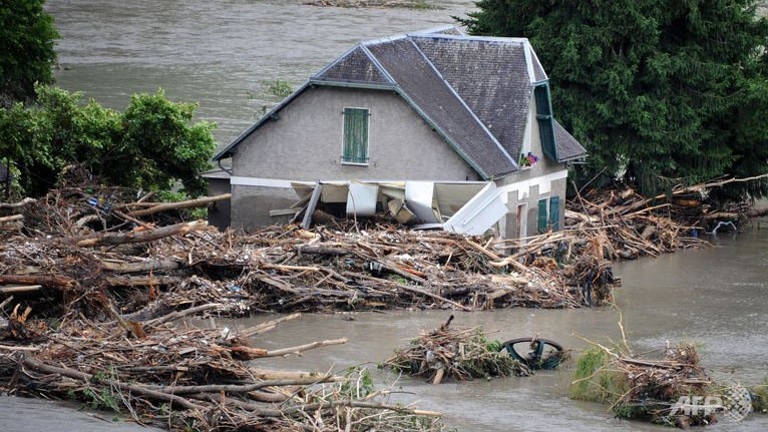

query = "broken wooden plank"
[[0, 275, 75, 290], [0, 285, 42, 294], [301, 182, 323, 229], [269, 208, 300, 217]]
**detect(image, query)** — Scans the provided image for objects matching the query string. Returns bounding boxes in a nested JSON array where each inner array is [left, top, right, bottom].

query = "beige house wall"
[[232, 86, 479, 182], [496, 92, 568, 237]]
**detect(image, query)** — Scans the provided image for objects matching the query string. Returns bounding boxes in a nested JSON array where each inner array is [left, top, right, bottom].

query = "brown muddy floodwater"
[[46, 0, 483, 147], [3, 0, 768, 430]]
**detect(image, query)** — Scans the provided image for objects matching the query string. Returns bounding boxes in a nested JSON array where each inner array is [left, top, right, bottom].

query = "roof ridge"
[[409, 33, 530, 45], [361, 33, 408, 47], [359, 44, 396, 84], [407, 25, 464, 36]]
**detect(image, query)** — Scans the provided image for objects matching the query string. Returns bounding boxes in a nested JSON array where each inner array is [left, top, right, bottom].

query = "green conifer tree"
[[461, 0, 768, 196]]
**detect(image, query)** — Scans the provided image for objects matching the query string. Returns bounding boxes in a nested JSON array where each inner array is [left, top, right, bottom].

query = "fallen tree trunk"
[[0, 197, 36, 210], [0, 214, 23, 224], [127, 193, 231, 217], [68, 220, 207, 247], [0, 275, 76, 289], [105, 275, 183, 287], [230, 338, 348, 359], [148, 375, 339, 395]]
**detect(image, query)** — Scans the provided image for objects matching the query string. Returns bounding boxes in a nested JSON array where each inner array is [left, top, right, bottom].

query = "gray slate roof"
[[214, 26, 586, 176], [554, 120, 587, 162]]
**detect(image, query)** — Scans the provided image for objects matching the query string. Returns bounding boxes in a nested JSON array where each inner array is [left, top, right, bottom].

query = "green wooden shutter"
[[534, 84, 558, 161], [549, 195, 560, 231], [537, 199, 548, 232], [343, 108, 369, 163]]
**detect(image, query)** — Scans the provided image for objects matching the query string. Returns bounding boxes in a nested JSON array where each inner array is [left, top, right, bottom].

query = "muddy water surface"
[[47, 0, 480, 146]]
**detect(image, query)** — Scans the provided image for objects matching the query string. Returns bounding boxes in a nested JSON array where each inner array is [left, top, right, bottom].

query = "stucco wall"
[[494, 89, 570, 238], [497, 157, 568, 236], [206, 177, 231, 231], [231, 185, 298, 230], [232, 86, 479, 182]]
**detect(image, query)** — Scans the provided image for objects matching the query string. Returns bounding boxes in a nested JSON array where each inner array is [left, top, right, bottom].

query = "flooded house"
[[206, 25, 586, 237]]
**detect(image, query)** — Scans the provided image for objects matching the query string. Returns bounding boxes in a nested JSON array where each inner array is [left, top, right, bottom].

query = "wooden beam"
[[301, 182, 323, 229], [0, 285, 42, 294], [0, 214, 23, 224], [69, 220, 207, 247], [127, 193, 231, 217]]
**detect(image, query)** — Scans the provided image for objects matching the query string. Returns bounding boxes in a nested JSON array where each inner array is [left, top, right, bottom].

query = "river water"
[[3, 1, 767, 430], [47, 0, 481, 146]]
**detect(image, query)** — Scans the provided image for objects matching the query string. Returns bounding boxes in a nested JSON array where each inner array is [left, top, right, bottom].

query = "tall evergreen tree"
[[0, 0, 59, 107], [461, 0, 768, 196]]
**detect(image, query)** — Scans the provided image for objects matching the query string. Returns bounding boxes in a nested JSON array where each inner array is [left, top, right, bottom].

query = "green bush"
[[568, 346, 627, 404], [0, 86, 216, 198]]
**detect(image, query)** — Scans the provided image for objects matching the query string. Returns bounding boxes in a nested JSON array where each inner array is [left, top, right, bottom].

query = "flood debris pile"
[[495, 229, 619, 306], [0, 185, 616, 319], [486, 186, 714, 305], [0, 312, 446, 431], [0, 221, 592, 317], [569, 342, 737, 428], [381, 315, 530, 384], [228, 223, 593, 311], [552, 176, 768, 262], [0, 182, 606, 431], [562, 188, 705, 259]]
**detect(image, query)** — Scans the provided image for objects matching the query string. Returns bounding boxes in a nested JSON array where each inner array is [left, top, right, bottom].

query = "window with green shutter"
[[534, 83, 558, 162], [537, 196, 562, 233], [549, 195, 560, 231], [537, 198, 548, 232], [342, 107, 369, 164]]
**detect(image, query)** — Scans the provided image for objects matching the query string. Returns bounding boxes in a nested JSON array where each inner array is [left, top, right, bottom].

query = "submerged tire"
[[500, 337, 565, 370]]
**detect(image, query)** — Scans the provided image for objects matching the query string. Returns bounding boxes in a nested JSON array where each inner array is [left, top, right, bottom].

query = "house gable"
[[312, 46, 393, 86], [231, 86, 479, 182]]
